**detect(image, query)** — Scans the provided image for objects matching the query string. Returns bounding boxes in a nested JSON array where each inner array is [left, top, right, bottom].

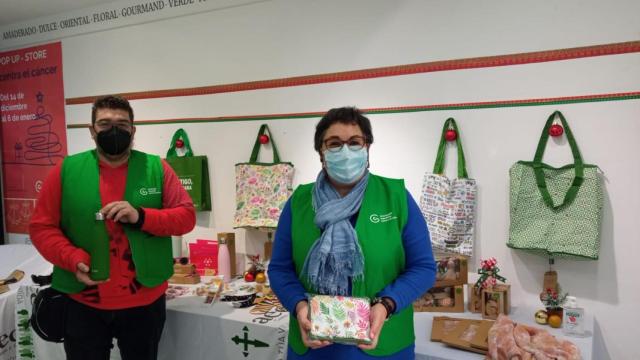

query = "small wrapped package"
[[308, 295, 372, 345]]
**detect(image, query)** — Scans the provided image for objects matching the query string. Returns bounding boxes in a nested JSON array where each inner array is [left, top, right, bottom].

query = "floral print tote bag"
[[233, 124, 294, 228]]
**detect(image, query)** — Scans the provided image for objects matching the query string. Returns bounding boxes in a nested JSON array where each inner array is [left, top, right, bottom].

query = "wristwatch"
[[371, 297, 395, 319]]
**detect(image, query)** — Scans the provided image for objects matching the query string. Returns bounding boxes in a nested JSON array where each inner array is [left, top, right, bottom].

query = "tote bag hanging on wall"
[[234, 124, 294, 229], [420, 118, 477, 256], [508, 111, 603, 260], [165, 129, 212, 211]]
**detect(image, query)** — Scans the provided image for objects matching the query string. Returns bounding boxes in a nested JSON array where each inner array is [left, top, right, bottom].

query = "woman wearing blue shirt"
[[269, 107, 437, 359]]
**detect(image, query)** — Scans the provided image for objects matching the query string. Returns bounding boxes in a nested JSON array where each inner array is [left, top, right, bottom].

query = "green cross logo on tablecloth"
[[231, 326, 269, 357]]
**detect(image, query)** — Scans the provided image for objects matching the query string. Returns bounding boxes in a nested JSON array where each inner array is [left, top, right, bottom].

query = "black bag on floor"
[[30, 286, 69, 342]]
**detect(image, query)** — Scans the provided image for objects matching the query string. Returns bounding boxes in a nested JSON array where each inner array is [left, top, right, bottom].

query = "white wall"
[[7, 0, 640, 358]]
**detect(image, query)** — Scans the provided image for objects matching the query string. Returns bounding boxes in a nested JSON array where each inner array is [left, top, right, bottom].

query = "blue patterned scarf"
[[300, 170, 369, 295]]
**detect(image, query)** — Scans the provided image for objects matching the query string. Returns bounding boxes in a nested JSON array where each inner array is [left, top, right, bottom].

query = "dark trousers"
[[63, 295, 166, 360]]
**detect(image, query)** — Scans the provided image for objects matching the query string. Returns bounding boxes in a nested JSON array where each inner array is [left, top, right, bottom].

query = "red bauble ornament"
[[244, 272, 255, 282], [445, 129, 457, 141], [259, 134, 270, 144], [549, 124, 564, 137], [175, 139, 184, 148]]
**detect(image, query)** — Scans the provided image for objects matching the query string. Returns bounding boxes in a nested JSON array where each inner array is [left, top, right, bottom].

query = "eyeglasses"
[[323, 135, 367, 152], [94, 118, 133, 131]]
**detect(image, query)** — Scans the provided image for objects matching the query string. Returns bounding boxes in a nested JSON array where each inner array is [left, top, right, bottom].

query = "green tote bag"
[[508, 111, 603, 260], [165, 129, 212, 211]]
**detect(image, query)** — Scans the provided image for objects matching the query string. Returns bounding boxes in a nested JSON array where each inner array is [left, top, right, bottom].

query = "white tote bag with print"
[[420, 118, 476, 256]]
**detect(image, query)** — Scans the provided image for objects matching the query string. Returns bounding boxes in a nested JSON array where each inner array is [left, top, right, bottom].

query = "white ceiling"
[[0, 0, 113, 26]]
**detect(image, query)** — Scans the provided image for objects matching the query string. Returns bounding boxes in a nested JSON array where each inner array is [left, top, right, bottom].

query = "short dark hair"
[[314, 107, 373, 154], [91, 95, 134, 125]]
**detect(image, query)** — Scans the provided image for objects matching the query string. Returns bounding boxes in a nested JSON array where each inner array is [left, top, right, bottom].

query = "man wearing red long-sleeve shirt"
[[29, 95, 195, 360]]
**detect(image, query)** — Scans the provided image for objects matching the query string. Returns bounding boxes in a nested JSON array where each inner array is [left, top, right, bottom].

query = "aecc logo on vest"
[[369, 212, 397, 224], [139, 187, 161, 196]]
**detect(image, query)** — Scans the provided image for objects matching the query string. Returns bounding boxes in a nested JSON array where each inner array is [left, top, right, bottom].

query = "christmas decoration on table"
[[538, 286, 568, 327], [540, 286, 568, 309], [468, 258, 510, 317], [475, 258, 507, 290], [534, 310, 549, 325], [307, 294, 373, 345], [244, 254, 267, 283], [259, 134, 270, 144]]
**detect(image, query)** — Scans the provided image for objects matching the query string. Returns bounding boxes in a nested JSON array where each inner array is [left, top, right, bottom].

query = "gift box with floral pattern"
[[307, 294, 373, 345]]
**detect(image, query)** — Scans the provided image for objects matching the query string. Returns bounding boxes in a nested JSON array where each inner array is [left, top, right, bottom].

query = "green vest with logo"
[[52, 149, 173, 294], [289, 174, 414, 356]]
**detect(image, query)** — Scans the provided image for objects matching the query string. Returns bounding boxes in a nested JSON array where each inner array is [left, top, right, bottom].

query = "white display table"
[[3, 250, 594, 360], [159, 292, 288, 360], [0, 244, 54, 360]]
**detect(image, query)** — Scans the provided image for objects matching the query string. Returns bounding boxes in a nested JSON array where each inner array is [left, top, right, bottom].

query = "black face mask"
[[96, 126, 132, 156]]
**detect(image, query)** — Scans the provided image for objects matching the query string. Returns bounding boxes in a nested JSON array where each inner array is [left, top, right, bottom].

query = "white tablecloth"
[[0, 244, 53, 360], [7, 262, 595, 360], [13, 281, 288, 360], [159, 294, 289, 360]]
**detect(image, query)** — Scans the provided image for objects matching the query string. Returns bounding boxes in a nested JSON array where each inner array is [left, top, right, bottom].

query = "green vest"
[[52, 150, 173, 293], [289, 174, 414, 356]]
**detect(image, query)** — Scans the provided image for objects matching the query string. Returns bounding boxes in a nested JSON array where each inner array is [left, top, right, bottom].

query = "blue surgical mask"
[[323, 145, 368, 184]]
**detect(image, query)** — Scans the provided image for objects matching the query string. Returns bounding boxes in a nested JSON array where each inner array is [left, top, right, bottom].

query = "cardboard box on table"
[[414, 285, 464, 313], [440, 318, 494, 355], [169, 263, 201, 284], [468, 284, 482, 313], [431, 316, 466, 342], [481, 284, 511, 320], [433, 254, 468, 287]]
